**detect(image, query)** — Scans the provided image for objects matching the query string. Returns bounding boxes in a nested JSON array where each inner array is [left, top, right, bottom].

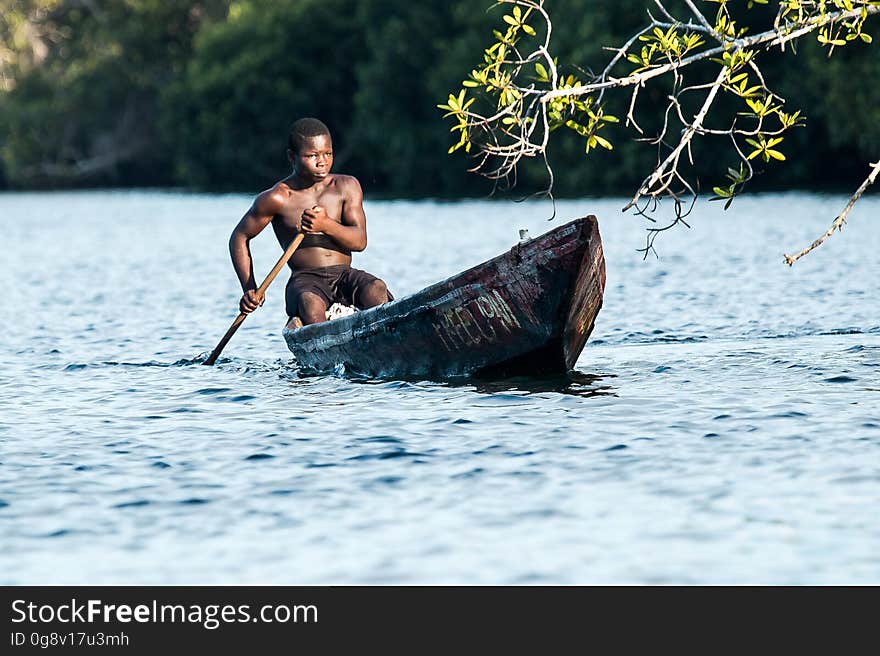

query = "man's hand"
[[239, 289, 264, 314], [301, 205, 331, 234]]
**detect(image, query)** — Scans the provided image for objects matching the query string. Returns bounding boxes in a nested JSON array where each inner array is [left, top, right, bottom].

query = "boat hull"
[[283, 216, 605, 379]]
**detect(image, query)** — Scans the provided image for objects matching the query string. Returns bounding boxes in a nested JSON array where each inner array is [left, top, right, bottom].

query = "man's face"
[[291, 134, 333, 180]]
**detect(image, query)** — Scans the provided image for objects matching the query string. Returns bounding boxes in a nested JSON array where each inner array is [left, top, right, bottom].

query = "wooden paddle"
[[203, 232, 305, 366]]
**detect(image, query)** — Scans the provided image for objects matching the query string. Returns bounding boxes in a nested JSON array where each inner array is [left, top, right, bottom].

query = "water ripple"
[[3, 192, 880, 585]]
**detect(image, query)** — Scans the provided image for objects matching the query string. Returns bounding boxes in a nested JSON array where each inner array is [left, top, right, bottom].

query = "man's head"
[[287, 118, 333, 181], [288, 118, 331, 153]]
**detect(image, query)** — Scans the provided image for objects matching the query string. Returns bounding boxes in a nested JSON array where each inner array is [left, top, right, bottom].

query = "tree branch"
[[443, 0, 879, 263], [783, 160, 880, 266]]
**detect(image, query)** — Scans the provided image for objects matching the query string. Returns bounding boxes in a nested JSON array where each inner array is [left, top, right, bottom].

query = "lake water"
[[1, 190, 878, 584]]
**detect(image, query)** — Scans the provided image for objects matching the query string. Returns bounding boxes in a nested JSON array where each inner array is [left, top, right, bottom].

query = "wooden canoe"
[[283, 215, 606, 379]]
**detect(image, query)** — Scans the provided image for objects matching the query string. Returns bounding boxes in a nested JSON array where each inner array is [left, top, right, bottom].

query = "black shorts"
[[285, 264, 393, 317]]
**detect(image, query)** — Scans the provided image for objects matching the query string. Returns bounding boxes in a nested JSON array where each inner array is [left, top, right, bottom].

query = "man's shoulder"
[[267, 180, 296, 197], [326, 173, 358, 186], [330, 174, 363, 196], [254, 181, 293, 212]]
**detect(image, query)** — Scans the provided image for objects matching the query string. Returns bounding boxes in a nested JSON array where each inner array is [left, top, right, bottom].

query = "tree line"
[[1, 0, 878, 197]]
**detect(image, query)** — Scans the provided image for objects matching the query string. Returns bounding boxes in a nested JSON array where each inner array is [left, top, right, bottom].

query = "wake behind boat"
[[283, 215, 606, 379]]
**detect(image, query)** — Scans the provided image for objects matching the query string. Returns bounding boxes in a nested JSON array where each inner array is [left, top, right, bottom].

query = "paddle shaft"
[[203, 232, 306, 365]]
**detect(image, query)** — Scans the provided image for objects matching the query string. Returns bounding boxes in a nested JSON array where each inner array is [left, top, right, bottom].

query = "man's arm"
[[300, 176, 367, 252], [230, 187, 287, 313]]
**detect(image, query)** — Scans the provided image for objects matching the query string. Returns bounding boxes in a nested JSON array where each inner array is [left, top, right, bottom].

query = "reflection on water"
[[462, 371, 617, 398], [319, 365, 617, 398], [2, 191, 880, 584]]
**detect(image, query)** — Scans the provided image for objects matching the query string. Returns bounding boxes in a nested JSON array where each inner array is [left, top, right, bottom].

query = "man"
[[229, 118, 392, 326]]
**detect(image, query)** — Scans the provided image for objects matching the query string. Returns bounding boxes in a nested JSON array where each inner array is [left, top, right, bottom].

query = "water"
[[1, 190, 878, 584]]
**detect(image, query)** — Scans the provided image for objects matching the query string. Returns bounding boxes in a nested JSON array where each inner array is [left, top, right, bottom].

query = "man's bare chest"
[[275, 189, 344, 228]]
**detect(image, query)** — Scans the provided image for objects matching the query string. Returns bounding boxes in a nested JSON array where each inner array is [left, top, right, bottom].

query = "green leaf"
[[593, 135, 613, 150], [535, 62, 549, 81]]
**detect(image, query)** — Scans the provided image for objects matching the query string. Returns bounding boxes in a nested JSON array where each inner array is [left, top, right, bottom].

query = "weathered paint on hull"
[[283, 216, 606, 379]]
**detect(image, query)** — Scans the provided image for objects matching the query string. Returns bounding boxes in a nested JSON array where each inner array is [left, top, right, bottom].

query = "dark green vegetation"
[[1, 0, 877, 196]]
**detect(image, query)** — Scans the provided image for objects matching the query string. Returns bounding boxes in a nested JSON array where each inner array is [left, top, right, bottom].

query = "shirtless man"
[[229, 118, 392, 325]]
